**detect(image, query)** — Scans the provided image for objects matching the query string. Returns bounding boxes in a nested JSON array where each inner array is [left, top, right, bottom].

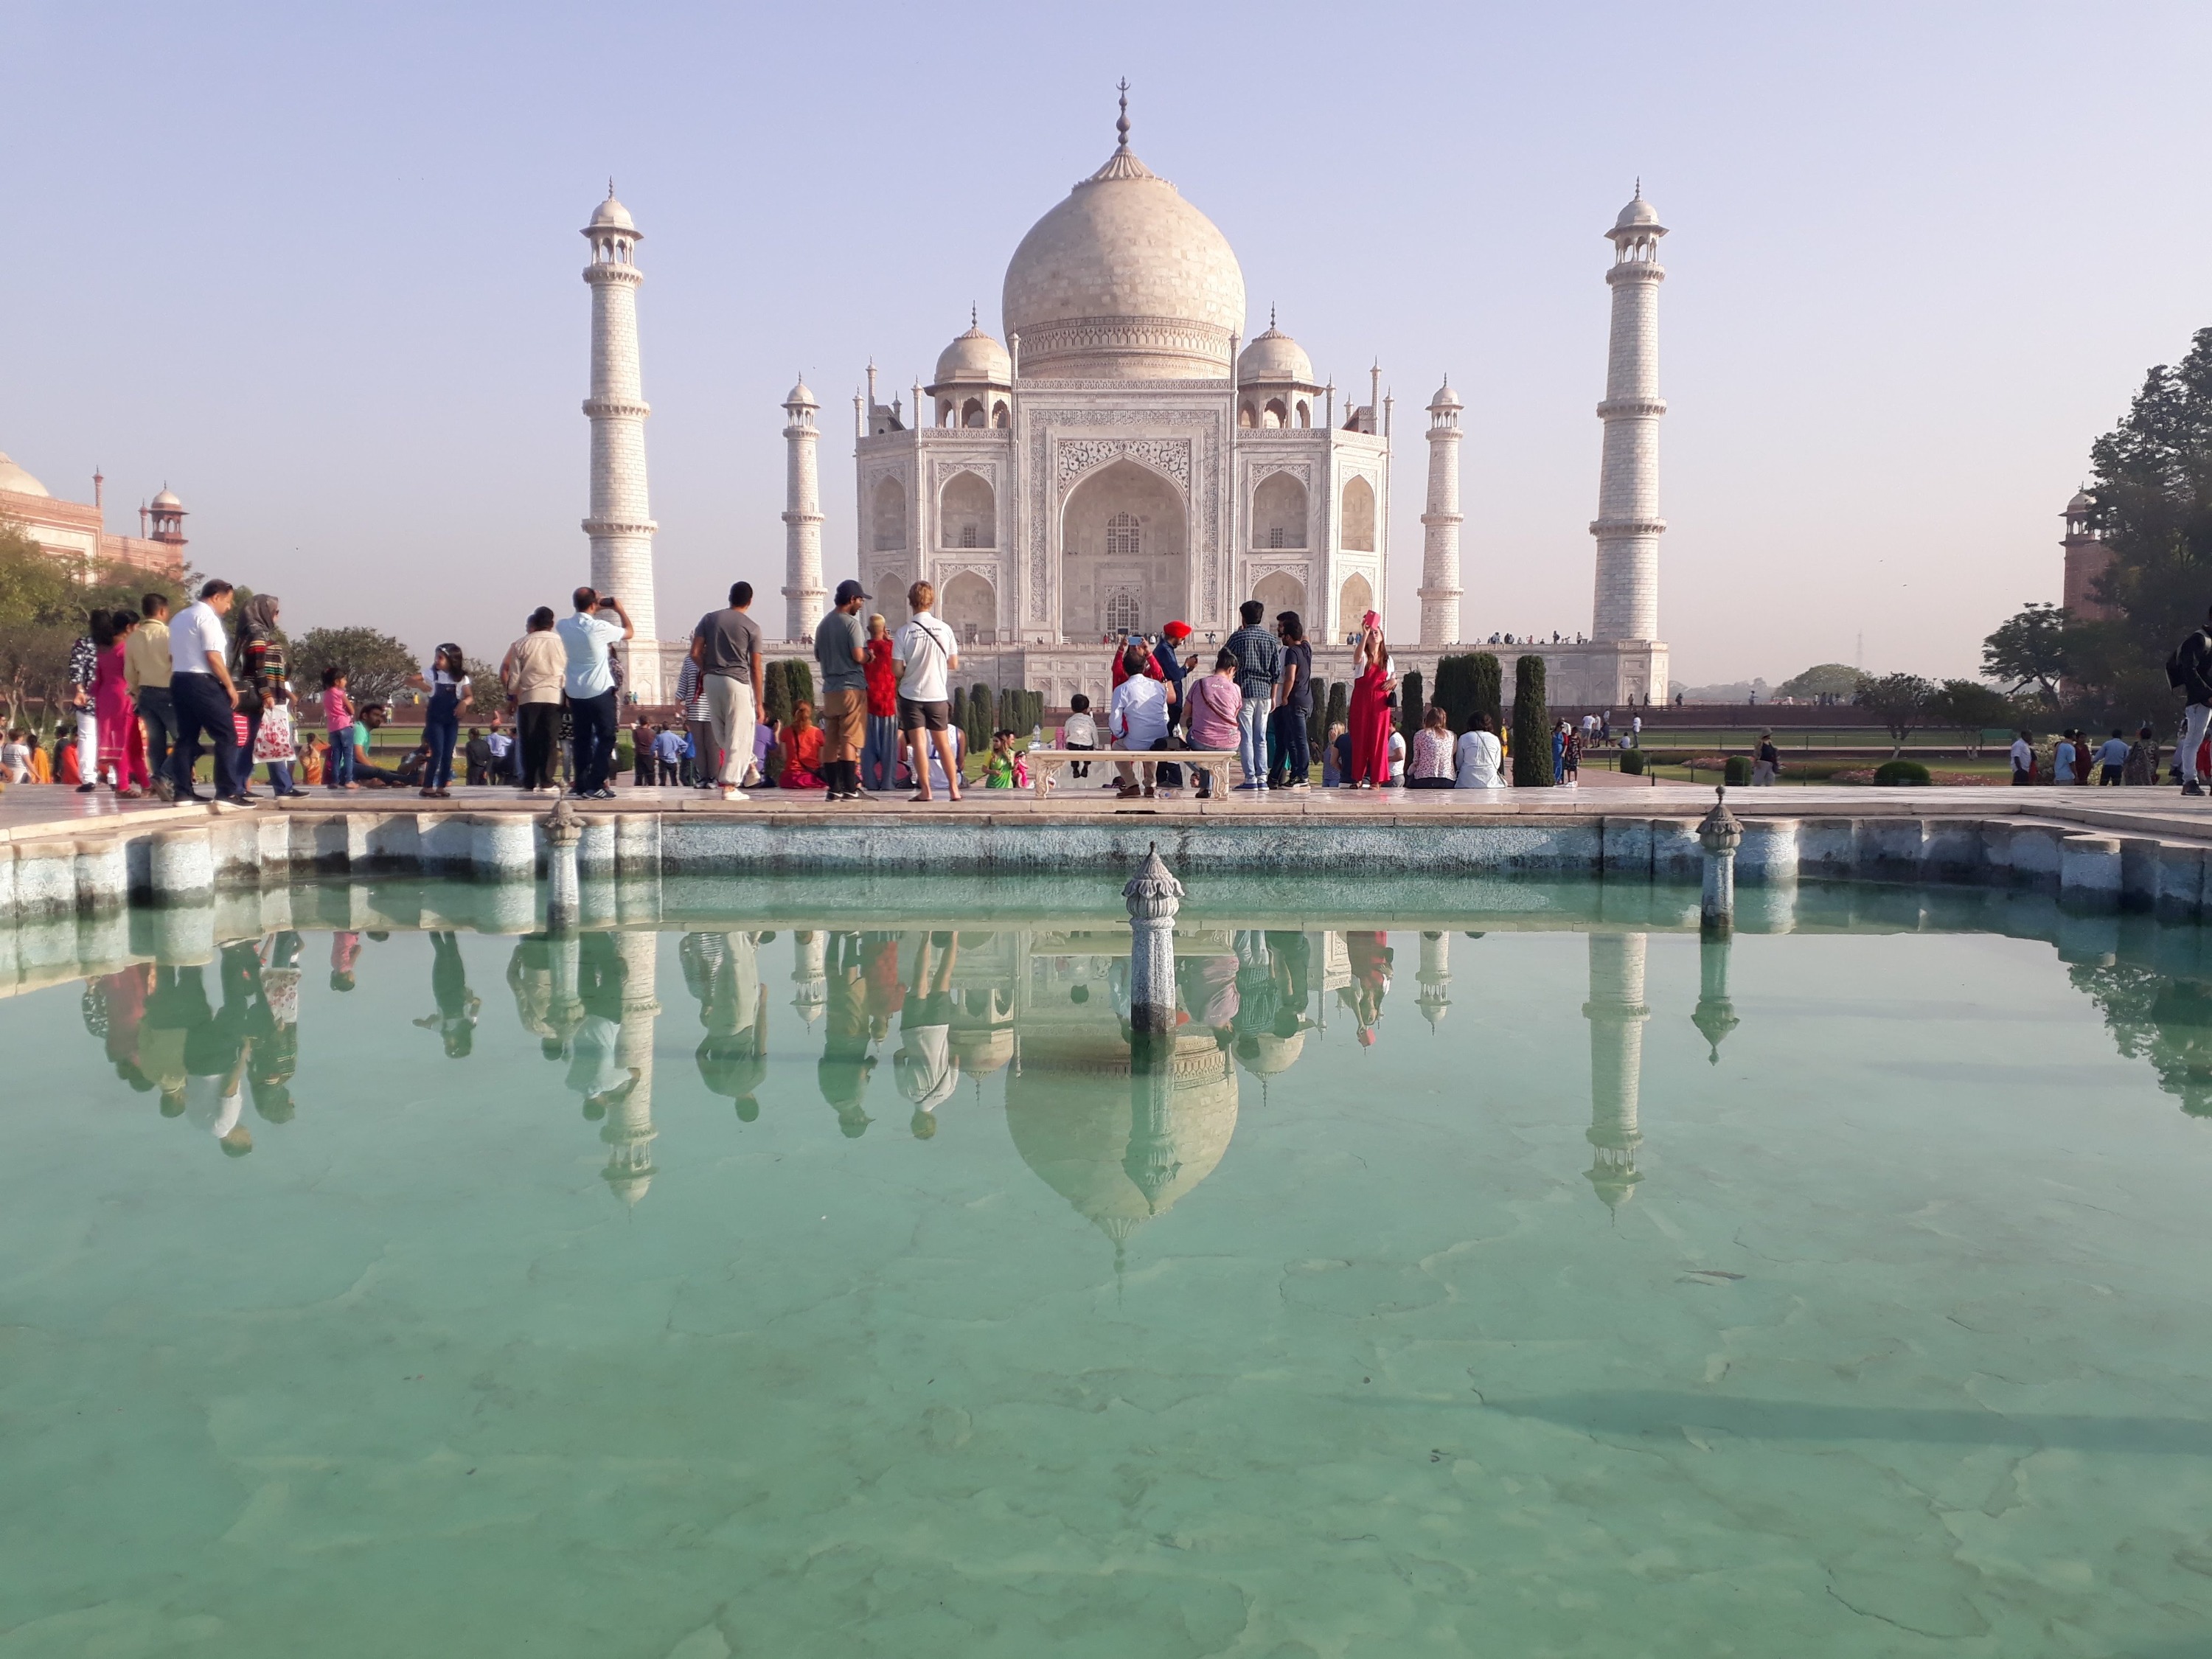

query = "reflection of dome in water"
[[951, 1023, 1015, 1076], [1005, 1027, 1239, 1247]]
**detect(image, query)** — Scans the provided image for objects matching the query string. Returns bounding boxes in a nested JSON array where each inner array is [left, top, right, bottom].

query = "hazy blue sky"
[[4, 2, 2208, 684]]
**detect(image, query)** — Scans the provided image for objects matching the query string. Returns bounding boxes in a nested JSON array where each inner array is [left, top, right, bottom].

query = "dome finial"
[[608, 175, 616, 198], [971, 302, 978, 329], [1634, 175, 1641, 198], [1116, 77, 1130, 149], [1270, 302, 1276, 330]]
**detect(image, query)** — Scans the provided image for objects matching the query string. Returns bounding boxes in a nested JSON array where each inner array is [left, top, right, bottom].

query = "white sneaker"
[[721, 786, 748, 801]]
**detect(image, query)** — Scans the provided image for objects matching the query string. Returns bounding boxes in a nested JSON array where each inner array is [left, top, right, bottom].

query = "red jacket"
[[863, 638, 899, 717]]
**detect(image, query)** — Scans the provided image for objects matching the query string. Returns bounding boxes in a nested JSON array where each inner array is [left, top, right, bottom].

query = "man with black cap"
[[814, 578, 873, 800]]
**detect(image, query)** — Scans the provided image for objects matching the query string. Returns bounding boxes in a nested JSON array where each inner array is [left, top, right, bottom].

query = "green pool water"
[[4, 877, 2212, 1657]]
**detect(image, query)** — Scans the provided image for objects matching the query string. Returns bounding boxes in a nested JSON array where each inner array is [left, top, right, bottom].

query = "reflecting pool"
[[5, 876, 2212, 1656]]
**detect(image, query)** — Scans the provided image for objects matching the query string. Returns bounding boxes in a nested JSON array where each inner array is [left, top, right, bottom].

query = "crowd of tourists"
[[4, 571, 1707, 805]]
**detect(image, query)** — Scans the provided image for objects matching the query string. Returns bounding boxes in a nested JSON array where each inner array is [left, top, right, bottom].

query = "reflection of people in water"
[[860, 931, 903, 1043], [1340, 931, 1395, 1046], [507, 933, 558, 1050], [818, 931, 877, 1136], [684, 929, 768, 1120], [894, 931, 960, 1137], [412, 931, 481, 1057], [249, 931, 302, 1121], [178, 945, 263, 1157], [140, 963, 205, 1116], [330, 930, 361, 992], [566, 932, 639, 1119], [1177, 945, 1239, 1047], [89, 962, 154, 1091]]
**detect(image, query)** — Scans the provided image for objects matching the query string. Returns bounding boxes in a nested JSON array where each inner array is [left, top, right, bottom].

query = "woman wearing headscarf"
[[228, 593, 288, 797], [1346, 613, 1396, 789]]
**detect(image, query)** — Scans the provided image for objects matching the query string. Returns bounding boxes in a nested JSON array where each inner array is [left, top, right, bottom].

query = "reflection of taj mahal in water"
[[582, 88, 1674, 708]]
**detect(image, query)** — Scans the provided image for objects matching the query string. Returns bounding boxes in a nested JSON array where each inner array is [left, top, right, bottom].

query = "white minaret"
[[581, 184, 661, 700], [1590, 187, 1667, 646], [1417, 379, 1464, 646], [782, 377, 827, 641], [1582, 932, 1649, 1211]]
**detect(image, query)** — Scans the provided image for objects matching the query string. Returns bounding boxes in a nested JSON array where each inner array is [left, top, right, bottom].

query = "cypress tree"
[[1470, 652, 1503, 731], [1431, 654, 1465, 733], [1323, 679, 1349, 741], [1511, 653, 1550, 787], [785, 658, 815, 713], [964, 683, 993, 755], [763, 659, 793, 728], [1398, 669, 1425, 739]]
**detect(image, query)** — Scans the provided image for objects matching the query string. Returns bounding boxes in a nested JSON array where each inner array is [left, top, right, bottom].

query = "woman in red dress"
[[94, 611, 149, 796], [779, 702, 827, 789], [1346, 614, 1395, 789]]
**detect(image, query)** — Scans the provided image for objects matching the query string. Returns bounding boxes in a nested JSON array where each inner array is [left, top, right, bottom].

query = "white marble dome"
[[150, 487, 183, 509], [1002, 128, 1245, 381], [1614, 192, 1661, 230], [783, 376, 817, 408], [0, 451, 49, 497], [933, 322, 1012, 386], [589, 192, 637, 232], [1237, 324, 1312, 386]]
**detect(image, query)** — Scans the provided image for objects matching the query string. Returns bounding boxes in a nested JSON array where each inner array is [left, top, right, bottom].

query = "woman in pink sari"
[[93, 609, 149, 797], [1345, 614, 1395, 789]]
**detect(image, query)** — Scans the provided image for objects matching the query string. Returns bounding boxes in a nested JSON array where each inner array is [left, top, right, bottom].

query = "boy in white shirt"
[[1060, 692, 1099, 779], [891, 580, 962, 802]]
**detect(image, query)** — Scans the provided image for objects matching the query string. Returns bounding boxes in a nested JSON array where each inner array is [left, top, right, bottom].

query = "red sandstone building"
[[2061, 488, 2113, 621], [0, 451, 188, 580]]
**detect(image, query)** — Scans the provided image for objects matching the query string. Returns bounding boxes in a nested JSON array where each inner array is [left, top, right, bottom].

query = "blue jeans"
[[424, 692, 459, 790], [266, 760, 295, 794], [571, 690, 618, 793], [327, 728, 354, 787], [1237, 694, 1270, 785], [863, 712, 901, 790], [171, 672, 240, 799]]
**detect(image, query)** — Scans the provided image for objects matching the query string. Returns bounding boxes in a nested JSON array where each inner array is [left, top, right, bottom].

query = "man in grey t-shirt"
[[691, 581, 765, 799], [813, 579, 871, 800]]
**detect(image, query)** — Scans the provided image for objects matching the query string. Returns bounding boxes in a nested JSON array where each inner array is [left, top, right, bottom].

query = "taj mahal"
[[580, 90, 1672, 709]]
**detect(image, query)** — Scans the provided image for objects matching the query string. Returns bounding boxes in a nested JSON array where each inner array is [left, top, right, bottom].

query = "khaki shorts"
[[822, 687, 866, 759]]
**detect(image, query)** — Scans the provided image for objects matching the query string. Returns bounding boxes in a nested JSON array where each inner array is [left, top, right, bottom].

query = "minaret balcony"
[[1594, 397, 1666, 420], [1588, 517, 1666, 538], [582, 397, 652, 420]]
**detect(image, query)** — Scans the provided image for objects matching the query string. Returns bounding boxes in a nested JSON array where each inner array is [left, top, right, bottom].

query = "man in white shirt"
[[891, 580, 962, 801], [554, 586, 632, 799], [166, 578, 246, 804], [2009, 729, 2035, 785]]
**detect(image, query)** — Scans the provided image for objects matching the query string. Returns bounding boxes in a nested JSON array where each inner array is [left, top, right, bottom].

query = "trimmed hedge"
[[1724, 755, 1752, 786], [1619, 748, 1646, 775], [1874, 758, 1932, 786], [1398, 669, 1425, 739]]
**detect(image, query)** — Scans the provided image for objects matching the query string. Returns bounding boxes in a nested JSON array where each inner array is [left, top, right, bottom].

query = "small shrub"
[[1873, 758, 1931, 786], [1619, 749, 1646, 775], [1724, 755, 1752, 785]]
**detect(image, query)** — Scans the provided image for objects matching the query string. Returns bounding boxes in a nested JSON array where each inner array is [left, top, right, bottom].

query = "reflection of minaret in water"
[[1689, 932, 1740, 1065], [605, 931, 661, 1203], [792, 929, 827, 1026], [1122, 1029, 1184, 1216], [1416, 931, 1452, 1031], [1582, 933, 1649, 1211]]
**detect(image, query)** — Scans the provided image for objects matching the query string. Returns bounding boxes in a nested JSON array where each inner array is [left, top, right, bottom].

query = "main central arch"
[[1059, 458, 1188, 639]]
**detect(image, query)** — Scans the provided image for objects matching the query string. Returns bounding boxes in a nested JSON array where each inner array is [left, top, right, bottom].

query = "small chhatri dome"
[[588, 181, 638, 233], [0, 451, 50, 498], [784, 376, 818, 408], [1428, 377, 1461, 411], [150, 487, 183, 509], [1614, 186, 1663, 231], [2067, 488, 2093, 513], [934, 315, 1012, 386], [1237, 316, 1313, 386]]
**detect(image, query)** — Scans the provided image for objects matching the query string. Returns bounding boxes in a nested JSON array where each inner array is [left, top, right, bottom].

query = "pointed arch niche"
[[939, 471, 995, 549], [1060, 458, 1188, 639], [1340, 476, 1376, 553], [1251, 472, 1307, 550]]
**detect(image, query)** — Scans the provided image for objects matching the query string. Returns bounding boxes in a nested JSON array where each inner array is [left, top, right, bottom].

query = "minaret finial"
[[1116, 78, 1130, 148], [1270, 302, 1276, 330], [971, 302, 978, 329], [1634, 175, 1641, 198], [608, 175, 616, 198]]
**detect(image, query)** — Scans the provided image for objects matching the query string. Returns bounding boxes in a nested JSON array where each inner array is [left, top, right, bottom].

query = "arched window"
[[940, 471, 995, 549], [1340, 476, 1376, 552], [992, 401, 1009, 428], [961, 398, 985, 428], [1264, 398, 1288, 428], [1105, 592, 1141, 634], [1239, 402, 1257, 428], [1105, 513, 1140, 558], [1295, 400, 1311, 428], [1252, 472, 1308, 549]]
